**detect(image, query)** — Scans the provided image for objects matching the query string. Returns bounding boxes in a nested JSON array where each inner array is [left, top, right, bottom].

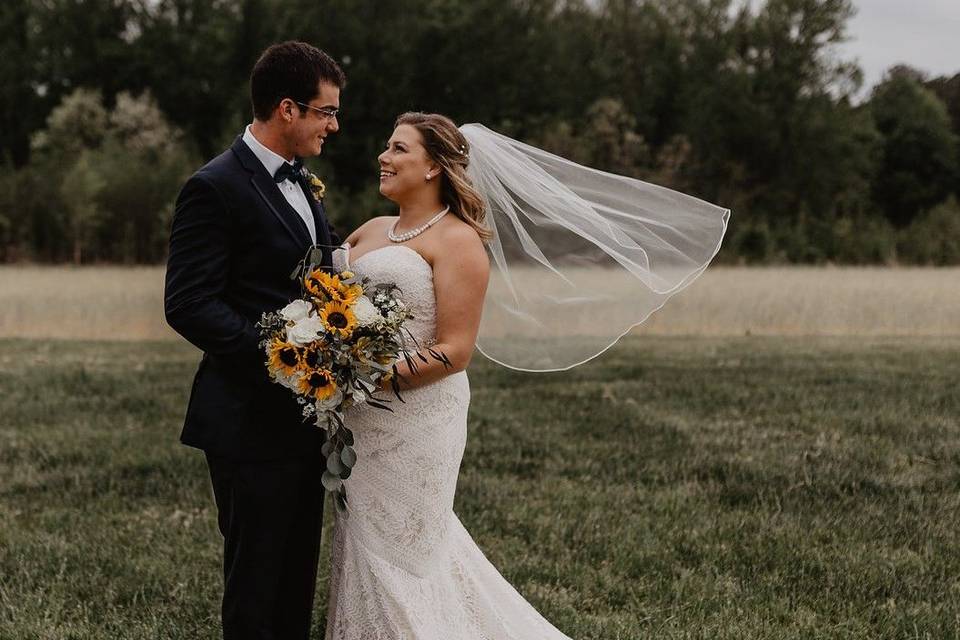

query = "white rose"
[[352, 295, 381, 327], [280, 299, 312, 322], [315, 388, 344, 412], [287, 315, 324, 346], [274, 369, 302, 392]]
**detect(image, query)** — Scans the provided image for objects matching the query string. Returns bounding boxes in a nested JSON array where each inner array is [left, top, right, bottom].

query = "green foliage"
[[535, 98, 651, 177], [0, 0, 46, 166], [8, 88, 194, 263], [32, 87, 110, 158], [825, 213, 898, 265], [897, 197, 960, 265], [60, 150, 107, 264], [1, 0, 959, 264], [871, 69, 960, 228], [2, 337, 959, 637], [128, 0, 266, 158], [728, 217, 774, 264]]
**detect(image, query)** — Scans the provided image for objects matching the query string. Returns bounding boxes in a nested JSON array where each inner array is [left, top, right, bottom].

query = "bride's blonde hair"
[[394, 112, 492, 241]]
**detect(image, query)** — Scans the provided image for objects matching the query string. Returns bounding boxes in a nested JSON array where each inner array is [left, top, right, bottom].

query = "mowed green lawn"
[[1, 337, 958, 639]]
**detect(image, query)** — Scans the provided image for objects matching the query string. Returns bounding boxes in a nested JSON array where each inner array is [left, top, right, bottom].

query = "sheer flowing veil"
[[459, 123, 731, 372]]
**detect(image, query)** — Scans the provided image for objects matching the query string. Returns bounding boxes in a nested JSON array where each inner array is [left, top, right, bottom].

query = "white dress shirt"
[[242, 125, 317, 243]]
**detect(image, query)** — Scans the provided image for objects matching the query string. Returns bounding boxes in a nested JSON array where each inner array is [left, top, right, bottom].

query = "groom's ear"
[[276, 98, 298, 124]]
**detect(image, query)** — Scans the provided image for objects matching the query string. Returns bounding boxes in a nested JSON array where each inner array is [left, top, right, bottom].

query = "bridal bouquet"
[[256, 257, 449, 511]]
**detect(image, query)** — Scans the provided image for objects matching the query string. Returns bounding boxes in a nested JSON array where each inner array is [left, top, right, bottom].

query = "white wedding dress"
[[325, 244, 573, 640]]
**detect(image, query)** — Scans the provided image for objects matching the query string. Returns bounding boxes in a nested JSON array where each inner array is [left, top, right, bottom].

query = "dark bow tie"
[[274, 159, 304, 184]]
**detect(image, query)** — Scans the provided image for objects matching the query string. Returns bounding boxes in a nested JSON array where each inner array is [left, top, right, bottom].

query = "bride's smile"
[[376, 124, 440, 200]]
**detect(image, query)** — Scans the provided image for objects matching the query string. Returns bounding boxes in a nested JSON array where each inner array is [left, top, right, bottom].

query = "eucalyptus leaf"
[[321, 470, 341, 493], [321, 441, 334, 457], [327, 451, 344, 475], [341, 446, 357, 468], [342, 427, 354, 446]]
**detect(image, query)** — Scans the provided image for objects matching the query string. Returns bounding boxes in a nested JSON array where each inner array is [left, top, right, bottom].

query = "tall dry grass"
[[0, 266, 173, 340], [1, 265, 958, 340], [636, 266, 960, 336]]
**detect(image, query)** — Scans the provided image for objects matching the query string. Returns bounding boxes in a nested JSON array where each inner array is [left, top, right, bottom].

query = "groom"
[[164, 42, 344, 639]]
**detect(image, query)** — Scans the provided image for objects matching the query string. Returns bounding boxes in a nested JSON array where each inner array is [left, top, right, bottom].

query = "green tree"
[[21, 87, 111, 262], [0, 0, 137, 167], [0, 0, 41, 167], [95, 90, 193, 262], [926, 71, 960, 198], [127, 0, 266, 158], [60, 150, 105, 264], [660, 0, 890, 266], [23, 87, 192, 262], [870, 68, 959, 227], [31, 88, 109, 158], [537, 98, 650, 176], [897, 197, 960, 265]]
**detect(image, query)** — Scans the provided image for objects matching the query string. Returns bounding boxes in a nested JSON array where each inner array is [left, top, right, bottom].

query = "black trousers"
[[205, 451, 326, 640]]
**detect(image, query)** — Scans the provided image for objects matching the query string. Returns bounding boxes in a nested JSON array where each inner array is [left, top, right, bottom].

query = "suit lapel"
[[298, 174, 332, 249], [231, 137, 313, 248], [292, 171, 338, 270]]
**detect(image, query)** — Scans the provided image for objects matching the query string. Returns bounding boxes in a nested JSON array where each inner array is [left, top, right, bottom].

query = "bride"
[[325, 112, 728, 638]]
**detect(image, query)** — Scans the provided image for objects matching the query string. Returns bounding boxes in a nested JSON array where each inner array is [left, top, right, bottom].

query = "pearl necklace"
[[387, 206, 450, 243]]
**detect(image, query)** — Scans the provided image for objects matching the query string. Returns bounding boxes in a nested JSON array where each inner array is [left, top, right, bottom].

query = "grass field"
[[2, 266, 960, 339], [2, 336, 959, 639]]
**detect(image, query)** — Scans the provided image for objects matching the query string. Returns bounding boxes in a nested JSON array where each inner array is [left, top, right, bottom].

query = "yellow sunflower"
[[319, 300, 357, 338], [304, 269, 337, 297], [266, 339, 302, 377], [304, 269, 361, 305], [297, 340, 330, 371], [334, 282, 363, 305], [296, 367, 338, 401]]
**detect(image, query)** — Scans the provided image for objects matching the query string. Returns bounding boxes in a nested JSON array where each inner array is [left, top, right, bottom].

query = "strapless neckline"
[[345, 244, 430, 271]]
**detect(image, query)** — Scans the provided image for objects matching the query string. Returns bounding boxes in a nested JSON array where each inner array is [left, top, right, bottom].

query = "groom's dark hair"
[[250, 41, 346, 121]]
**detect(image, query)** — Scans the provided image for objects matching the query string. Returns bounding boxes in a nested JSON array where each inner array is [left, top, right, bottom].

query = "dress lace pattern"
[[324, 244, 573, 640]]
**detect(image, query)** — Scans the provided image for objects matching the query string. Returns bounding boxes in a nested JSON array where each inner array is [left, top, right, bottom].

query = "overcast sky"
[[727, 1, 960, 95], [837, 0, 960, 93]]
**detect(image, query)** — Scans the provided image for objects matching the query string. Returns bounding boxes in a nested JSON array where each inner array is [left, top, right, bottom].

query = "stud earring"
[[425, 173, 432, 181]]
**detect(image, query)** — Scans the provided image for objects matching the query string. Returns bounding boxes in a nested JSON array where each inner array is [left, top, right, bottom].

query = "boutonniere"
[[300, 167, 326, 201]]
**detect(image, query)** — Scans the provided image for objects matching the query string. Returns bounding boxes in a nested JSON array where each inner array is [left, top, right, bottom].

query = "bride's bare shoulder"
[[431, 216, 489, 267], [345, 215, 395, 246]]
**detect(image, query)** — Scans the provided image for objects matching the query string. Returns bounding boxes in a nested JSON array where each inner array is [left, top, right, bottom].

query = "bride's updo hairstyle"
[[394, 112, 492, 241]]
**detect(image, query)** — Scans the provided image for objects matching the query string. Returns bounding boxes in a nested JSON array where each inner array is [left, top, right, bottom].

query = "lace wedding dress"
[[324, 244, 573, 640]]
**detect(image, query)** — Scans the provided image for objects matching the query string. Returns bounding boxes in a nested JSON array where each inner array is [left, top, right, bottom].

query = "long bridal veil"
[[459, 123, 730, 372]]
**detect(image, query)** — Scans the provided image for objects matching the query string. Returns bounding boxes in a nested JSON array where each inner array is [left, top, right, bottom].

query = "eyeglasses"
[[294, 101, 339, 120]]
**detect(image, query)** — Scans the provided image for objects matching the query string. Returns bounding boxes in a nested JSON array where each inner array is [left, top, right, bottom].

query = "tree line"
[[1, 0, 958, 265]]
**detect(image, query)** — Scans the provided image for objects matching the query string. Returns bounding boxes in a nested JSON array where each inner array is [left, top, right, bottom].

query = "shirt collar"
[[242, 124, 296, 178]]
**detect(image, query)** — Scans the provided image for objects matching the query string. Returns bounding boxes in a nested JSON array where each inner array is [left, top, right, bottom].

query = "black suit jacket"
[[165, 136, 340, 460]]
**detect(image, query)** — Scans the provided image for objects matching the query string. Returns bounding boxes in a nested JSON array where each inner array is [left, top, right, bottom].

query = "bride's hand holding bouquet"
[[256, 260, 448, 510]]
